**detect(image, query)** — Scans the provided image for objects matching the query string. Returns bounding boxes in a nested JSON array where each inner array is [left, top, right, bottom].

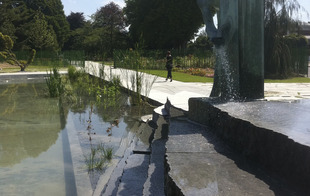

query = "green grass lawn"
[[264, 77, 310, 83], [2, 65, 310, 83], [142, 70, 214, 83], [144, 69, 310, 83], [0, 65, 67, 73]]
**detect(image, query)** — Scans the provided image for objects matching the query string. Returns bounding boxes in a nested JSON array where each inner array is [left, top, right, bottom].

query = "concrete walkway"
[[84, 61, 310, 111]]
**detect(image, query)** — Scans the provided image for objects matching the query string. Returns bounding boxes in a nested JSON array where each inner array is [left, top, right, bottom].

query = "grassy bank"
[[144, 70, 310, 83], [142, 69, 214, 83], [0, 65, 67, 73], [264, 77, 310, 83], [1, 64, 310, 83]]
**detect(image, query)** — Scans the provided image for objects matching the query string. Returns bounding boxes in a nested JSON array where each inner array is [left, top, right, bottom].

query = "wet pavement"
[[215, 99, 310, 147], [166, 117, 299, 196]]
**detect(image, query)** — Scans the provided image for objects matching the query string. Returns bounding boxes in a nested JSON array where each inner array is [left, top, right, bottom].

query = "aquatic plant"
[[45, 67, 64, 97], [68, 65, 81, 81], [117, 43, 158, 104], [85, 143, 113, 172], [103, 148, 113, 161], [66, 64, 121, 109]]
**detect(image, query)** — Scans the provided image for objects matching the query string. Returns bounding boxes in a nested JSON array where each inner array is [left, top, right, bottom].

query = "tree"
[[0, 0, 30, 43], [24, 12, 58, 50], [23, 0, 70, 49], [124, 0, 203, 49], [264, 0, 302, 78], [63, 12, 87, 51], [67, 12, 86, 30], [0, 32, 36, 71], [188, 31, 213, 51], [92, 2, 127, 57], [0, 0, 15, 38], [0, 0, 69, 50]]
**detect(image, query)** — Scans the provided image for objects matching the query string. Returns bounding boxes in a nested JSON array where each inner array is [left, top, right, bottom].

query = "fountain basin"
[[188, 98, 310, 194]]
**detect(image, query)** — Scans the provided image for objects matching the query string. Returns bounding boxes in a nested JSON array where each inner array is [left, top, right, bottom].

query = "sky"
[[62, 0, 125, 19], [295, 0, 310, 22], [61, 0, 310, 22]]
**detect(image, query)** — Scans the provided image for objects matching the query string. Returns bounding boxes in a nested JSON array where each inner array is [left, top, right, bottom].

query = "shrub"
[[46, 67, 64, 97]]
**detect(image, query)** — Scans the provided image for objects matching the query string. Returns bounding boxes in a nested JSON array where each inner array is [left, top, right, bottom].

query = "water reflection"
[[0, 80, 155, 195], [0, 82, 66, 195], [0, 83, 61, 166]]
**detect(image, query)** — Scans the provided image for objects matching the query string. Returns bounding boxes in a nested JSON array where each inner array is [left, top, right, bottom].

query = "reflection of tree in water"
[[56, 74, 156, 188], [0, 83, 62, 167]]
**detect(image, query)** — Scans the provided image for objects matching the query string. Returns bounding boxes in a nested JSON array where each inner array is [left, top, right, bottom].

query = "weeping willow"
[[264, 0, 308, 78]]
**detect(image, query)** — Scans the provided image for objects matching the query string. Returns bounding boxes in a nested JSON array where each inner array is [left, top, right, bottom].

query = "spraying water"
[[212, 45, 239, 101]]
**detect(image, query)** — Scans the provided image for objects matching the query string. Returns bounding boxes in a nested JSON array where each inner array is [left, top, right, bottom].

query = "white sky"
[[295, 0, 310, 22], [61, 0, 310, 22], [62, 0, 125, 19]]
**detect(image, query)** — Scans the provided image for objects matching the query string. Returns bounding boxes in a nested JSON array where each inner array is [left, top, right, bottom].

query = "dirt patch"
[[0, 62, 15, 68]]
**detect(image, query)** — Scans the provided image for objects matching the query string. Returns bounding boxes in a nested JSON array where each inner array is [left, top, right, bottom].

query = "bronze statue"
[[196, 0, 264, 101]]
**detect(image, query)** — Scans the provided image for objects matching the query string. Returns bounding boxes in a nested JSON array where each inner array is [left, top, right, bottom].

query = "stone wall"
[[188, 97, 310, 194]]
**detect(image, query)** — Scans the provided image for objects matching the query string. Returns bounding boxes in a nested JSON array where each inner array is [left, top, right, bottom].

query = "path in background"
[[85, 61, 310, 111]]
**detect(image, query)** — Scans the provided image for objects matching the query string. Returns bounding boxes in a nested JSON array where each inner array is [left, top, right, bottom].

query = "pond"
[[0, 79, 155, 195]]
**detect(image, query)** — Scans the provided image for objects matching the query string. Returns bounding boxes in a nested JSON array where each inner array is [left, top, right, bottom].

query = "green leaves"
[[0, 0, 69, 50], [124, 0, 203, 49], [45, 67, 64, 97], [0, 32, 36, 71], [0, 32, 13, 51], [25, 12, 58, 50], [264, 0, 307, 78]]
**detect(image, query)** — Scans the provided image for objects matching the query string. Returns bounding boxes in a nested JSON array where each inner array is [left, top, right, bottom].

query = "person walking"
[[165, 51, 173, 82]]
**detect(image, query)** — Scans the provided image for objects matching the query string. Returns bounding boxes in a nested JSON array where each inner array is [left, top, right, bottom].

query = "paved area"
[[166, 117, 298, 196], [84, 62, 310, 111]]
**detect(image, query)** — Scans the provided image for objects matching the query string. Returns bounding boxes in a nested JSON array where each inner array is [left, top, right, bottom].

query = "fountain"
[[186, 0, 310, 194], [196, 0, 264, 100]]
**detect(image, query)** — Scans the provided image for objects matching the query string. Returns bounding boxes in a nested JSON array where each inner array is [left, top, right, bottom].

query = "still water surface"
[[0, 81, 153, 195], [0, 82, 66, 195]]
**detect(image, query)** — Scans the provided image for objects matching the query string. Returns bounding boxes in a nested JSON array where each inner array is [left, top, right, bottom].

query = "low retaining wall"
[[0, 72, 67, 84], [188, 97, 310, 194]]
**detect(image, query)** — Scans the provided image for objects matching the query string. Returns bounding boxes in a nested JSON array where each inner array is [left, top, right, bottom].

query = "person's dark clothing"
[[166, 54, 173, 81]]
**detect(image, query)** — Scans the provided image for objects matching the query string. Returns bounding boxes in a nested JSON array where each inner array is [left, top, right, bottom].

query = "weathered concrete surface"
[[117, 154, 150, 196], [99, 115, 168, 196], [165, 118, 299, 196], [188, 98, 310, 195], [143, 140, 166, 196]]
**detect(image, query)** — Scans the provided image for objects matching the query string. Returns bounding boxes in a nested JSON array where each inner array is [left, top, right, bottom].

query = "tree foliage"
[[23, 0, 70, 49], [0, 0, 69, 51], [67, 12, 86, 30], [264, 0, 307, 78], [64, 3, 129, 60], [124, 0, 203, 49], [92, 2, 126, 30], [92, 2, 127, 57], [0, 32, 36, 71], [24, 12, 58, 50], [188, 31, 213, 51]]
